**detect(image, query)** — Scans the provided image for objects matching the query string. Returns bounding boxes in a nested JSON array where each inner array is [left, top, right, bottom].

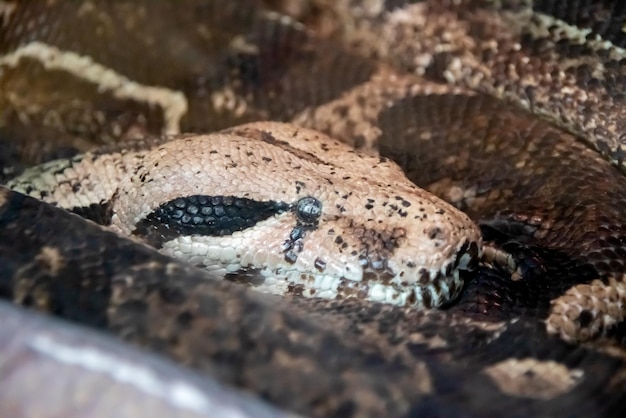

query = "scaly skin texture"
[[0, 300, 296, 418], [377, 93, 626, 343], [0, 0, 375, 169], [8, 122, 482, 308], [2, 1, 626, 417], [1, 187, 626, 418], [303, 0, 626, 171]]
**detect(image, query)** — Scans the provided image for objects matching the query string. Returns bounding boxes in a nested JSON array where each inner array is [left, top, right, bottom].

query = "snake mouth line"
[[255, 262, 466, 309], [213, 238, 481, 309], [162, 233, 481, 309], [334, 269, 464, 308]]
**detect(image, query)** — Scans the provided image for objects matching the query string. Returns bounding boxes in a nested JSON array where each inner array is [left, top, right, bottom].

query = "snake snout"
[[363, 196, 483, 309], [314, 198, 483, 309], [356, 237, 482, 309], [100, 124, 485, 311]]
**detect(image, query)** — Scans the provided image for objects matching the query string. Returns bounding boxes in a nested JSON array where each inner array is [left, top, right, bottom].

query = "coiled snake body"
[[1, 1, 626, 417]]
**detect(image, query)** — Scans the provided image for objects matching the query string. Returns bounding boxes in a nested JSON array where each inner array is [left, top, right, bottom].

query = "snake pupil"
[[294, 196, 322, 225]]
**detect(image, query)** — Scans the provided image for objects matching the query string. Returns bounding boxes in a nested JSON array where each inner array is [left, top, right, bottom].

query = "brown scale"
[[2, 0, 626, 416], [3, 188, 626, 417], [0, 0, 378, 172], [376, 92, 626, 341], [308, 0, 626, 170]]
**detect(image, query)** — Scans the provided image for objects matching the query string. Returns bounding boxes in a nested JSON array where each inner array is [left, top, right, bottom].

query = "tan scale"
[[483, 358, 584, 400], [8, 122, 482, 309], [547, 276, 626, 342]]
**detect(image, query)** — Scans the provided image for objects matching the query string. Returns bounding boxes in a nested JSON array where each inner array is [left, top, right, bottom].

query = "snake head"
[[101, 122, 482, 309]]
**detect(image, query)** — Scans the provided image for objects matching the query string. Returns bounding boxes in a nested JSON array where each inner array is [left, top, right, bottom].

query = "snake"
[[1, 1, 626, 417]]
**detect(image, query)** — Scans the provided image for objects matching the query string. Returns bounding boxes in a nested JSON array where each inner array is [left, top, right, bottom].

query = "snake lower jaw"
[[168, 237, 482, 310], [215, 266, 467, 309]]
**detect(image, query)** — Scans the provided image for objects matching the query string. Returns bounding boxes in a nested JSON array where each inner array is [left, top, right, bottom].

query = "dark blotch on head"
[[260, 130, 278, 144], [418, 268, 430, 285], [287, 283, 305, 296], [421, 289, 433, 308], [284, 250, 298, 264], [406, 290, 417, 305], [578, 310, 594, 327], [427, 227, 444, 240], [314, 257, 327, 271]]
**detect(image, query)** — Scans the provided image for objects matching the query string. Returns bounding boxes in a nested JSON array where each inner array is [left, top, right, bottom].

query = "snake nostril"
[[427, 226, 445, 240]]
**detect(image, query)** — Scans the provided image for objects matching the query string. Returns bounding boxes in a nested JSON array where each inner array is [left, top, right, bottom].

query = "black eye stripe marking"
[[132, 195, 290, 248]]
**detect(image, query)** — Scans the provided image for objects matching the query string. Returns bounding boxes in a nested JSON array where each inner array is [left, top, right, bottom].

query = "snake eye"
[[295, 197, 322, 225]]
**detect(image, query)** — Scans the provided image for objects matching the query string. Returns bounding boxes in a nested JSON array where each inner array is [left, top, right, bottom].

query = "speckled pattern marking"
[[320, 0, 626, 170], [8, 122, 482, 309], [2, 1, 626, 417]]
